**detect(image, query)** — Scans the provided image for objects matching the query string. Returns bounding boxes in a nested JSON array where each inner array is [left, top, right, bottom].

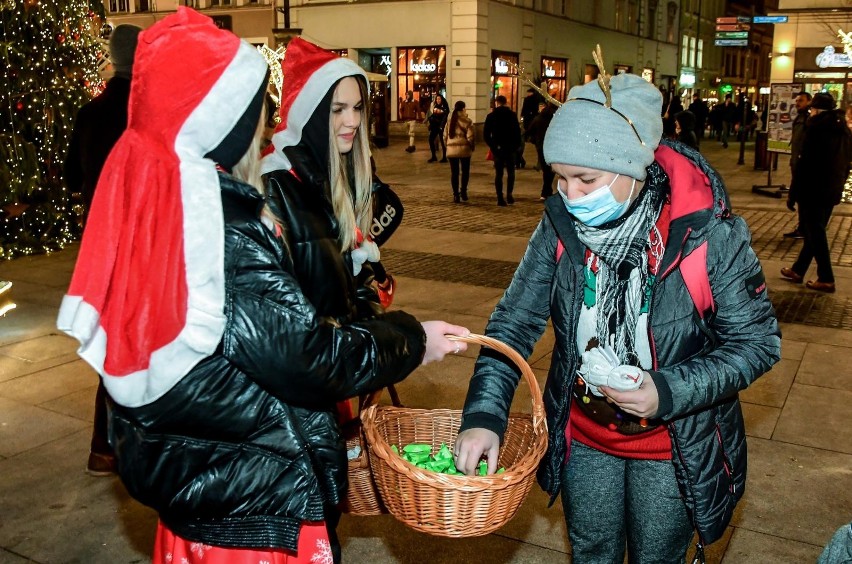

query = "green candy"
[[402, 443, 432, 454]]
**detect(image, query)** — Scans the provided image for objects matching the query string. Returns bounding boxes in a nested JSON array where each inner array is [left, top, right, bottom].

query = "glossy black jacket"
[[109, 173, 426, 551]]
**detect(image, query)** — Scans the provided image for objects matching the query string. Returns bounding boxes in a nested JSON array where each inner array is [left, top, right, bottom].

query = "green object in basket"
[[394, 442, 504, 476]]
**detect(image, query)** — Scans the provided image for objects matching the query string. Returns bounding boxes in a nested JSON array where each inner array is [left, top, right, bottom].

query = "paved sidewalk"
[[1, 134, 851, 563]]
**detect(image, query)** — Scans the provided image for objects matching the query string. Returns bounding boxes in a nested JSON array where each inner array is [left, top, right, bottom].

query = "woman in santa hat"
[[58, 9, 468, 564], [259, 38, 473, 560]]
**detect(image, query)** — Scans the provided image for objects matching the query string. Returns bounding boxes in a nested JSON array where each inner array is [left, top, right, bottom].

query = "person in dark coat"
[[720, 93, 738, 148], [455, 57, 779, 563], [65, 24, 141, 224], [63, 22, 142, 477], [687, 94, 709, 139], [525, 101, 557, 199], [782, 92, 852, 293], [519, 88, 542, 168], [675, 109, 699, 150], [58, 18, 469, 563], [782, 91, 811, 239], [663, 90, 683, 139], [484, 95, 522, 206], [427, 93, 449, 162]]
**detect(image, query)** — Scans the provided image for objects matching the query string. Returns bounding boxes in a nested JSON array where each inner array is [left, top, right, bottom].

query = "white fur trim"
[[57, 42, 268, 408], [261, 57, 367, 175]]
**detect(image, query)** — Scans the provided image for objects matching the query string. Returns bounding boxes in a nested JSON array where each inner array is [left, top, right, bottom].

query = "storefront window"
[[541, 56, 568, 102], [491, 51, 519, 109], [397, 46, 446, 120], [614, 64, 632, 75], [331, 49, 349, 58], [584, 64, 599, 84]]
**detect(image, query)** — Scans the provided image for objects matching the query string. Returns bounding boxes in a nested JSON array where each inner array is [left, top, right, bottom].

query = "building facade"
[[101, 0, 682, 125], [278, 0, 681, 123], [770, 0, 852, 108]]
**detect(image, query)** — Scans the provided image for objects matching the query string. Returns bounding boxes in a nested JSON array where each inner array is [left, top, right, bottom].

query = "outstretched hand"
[[454, 428, 500, 476], [420, 321, 470, 365]]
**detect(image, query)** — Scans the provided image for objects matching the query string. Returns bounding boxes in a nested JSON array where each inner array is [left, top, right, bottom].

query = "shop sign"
[[380, 55, 392, 77], [494, 58, 509, 74], [641, 67, 654, 82], [752, 15, 788, 24], [410, 61, 437, 73], [816, 46, 852, 68], [679, 71, 695, 87]]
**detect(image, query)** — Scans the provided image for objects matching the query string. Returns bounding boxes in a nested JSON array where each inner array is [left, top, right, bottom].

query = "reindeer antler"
[[505, 60, 563, 108], [592, 44, 612, 108]]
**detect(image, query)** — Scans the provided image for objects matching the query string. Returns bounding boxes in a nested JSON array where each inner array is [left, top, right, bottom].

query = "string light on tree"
[[0, 0, 105, 259]]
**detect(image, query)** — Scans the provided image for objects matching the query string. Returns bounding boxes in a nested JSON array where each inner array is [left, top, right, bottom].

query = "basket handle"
[[447, 333, 547, 435]]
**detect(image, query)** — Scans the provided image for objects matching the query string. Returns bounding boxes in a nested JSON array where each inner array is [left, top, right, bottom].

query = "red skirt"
[[152, 519, 331, 564]]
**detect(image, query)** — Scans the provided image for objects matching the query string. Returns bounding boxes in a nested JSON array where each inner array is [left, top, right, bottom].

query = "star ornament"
[[257, 44, 285, 105], [839, 29, 852, 58]]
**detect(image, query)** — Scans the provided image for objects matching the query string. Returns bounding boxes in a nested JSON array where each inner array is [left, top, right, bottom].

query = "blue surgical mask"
[[558, 174, 636, 227]]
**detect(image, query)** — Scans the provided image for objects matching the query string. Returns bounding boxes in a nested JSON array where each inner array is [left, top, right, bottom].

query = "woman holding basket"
[[454, 47, 780, 563], [58, 14, 467, 564]]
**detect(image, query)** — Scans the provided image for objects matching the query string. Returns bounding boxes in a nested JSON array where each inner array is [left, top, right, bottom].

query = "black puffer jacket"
[[460, 140, 780, 546], [789, 109, 852, 208], [109, 173, 426, 550]]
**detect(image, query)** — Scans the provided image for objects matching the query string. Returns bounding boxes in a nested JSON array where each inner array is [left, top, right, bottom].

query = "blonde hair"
[[328, 76, 372, 251]]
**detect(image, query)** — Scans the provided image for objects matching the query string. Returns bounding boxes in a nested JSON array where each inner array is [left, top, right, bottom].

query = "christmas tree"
[[0, 0, 107, 259]]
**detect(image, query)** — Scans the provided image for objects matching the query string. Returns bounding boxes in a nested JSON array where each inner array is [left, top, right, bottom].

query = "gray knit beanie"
[[109, 24, 142, 77], [543, 72, 663, 180]]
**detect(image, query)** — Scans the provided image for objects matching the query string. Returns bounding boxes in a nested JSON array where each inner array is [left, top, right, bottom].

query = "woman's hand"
[[419, 321, 470, 365], [454, 428, 500, 476], [600, 373, 659, 418]]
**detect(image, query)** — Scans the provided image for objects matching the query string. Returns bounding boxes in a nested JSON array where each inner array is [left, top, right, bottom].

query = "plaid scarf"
[[573, 169, 666, 365]]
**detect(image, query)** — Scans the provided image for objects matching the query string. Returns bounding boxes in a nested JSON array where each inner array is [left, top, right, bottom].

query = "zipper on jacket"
[[669, 422, 708, 563], [714, 424, 734, 493]]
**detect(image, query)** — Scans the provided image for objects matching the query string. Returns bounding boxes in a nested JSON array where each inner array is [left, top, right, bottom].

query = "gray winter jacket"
[[460, 140, 781, 545]]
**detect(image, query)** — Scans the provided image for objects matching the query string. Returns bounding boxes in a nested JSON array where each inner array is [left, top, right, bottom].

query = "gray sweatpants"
[[561, 440, 694, 563]]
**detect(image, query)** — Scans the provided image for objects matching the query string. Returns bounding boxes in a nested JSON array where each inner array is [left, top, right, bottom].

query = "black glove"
[[786, 198, 796, 212]]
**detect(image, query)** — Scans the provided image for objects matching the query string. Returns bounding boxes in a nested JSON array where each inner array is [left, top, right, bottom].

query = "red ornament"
[[56, 33, 66, 44], [87, 9, 94, 18], [15, 101, 24, 111], [72, 32, 80, 40]]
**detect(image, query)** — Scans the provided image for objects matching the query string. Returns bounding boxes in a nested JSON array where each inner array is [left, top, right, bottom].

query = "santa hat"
[[261, 37, 368, 174], [57, 7, 269, 408]]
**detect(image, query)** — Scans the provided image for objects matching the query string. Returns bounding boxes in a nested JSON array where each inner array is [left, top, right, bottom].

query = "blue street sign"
[[752, 15, 789, 24], [715, 39, 749, 47]]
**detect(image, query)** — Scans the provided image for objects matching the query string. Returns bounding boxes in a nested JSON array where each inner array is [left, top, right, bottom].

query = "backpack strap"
[[679, 241, 715, 320]]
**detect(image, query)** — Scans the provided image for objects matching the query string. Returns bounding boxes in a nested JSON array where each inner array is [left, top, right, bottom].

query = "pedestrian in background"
[[519, 87, 541, 169], [58, 13, 469, 563], [720, 93, 737, 148], [400, 90, 420, 153], [662, 89, 683, 139], [444, 99, 475, 203], [63, 22, 142, 478], [484, 95, 522, 206], [688, 93, 709, 139], [675, 109, 699, 151], [455, 49, 779, 563], [526, 100, 557, 199], [782, 92, 852, 293], [427, 93, 449, 163], [783, 91, 811, 240]]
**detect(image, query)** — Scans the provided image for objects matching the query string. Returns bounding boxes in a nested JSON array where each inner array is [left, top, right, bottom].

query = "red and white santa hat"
[[261, 37, 368, 174], [57, 7, 269, 408]]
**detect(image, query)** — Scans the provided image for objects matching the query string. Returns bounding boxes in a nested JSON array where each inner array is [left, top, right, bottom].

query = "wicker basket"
[[360, 334, 548, 537], [342, 386, 402, 516]]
